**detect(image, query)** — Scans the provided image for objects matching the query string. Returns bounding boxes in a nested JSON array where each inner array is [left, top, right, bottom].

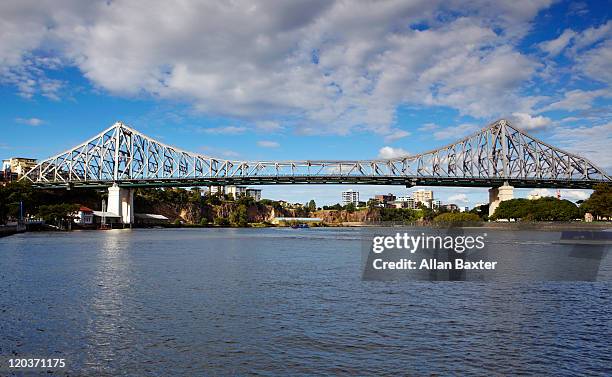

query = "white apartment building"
[[341, 189, 359, 206], [205, 185, 262, 201], [396, 196, 416, 209], [225, 185, 248, 198]]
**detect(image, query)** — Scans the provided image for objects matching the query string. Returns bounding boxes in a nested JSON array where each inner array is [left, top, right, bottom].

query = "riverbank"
[[7, 220, 611, 234], [0, 224, 26, 237]]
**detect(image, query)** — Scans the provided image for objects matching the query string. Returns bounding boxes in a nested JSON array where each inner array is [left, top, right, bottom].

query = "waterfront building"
[[225, 185, 248, 198], [2, 157, 37, 177], [208, 186, 224, 195], [413, 189, 434, 206], [396, 196, 416, 209], [73, 206, 94, 225], [441, 204, 459, 212], [341, 189, 359, 206], [390, 201, 408, 209], [374, 193, 396, 205], [246, 188, 262, 201]]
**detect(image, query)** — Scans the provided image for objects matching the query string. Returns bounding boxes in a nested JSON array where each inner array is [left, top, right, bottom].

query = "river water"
[[0, 228, 611, 375]]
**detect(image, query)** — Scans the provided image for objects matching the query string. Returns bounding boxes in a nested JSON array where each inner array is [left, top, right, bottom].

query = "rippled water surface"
[[1, 228, 611, 375]]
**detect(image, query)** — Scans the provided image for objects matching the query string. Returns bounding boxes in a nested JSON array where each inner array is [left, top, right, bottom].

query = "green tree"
[[581, 183, 612, 219], [230, 204, 249, 227], [38, 203, 79, 228], [344, 202, 356, 213], [214, 216, 229, 226], [307, 199, 317, 212], [379, 208, 422, 223], [492, 197, 580, 221], [433, 212, 481, 226], [469, 204, 489, 221], [367, 199, 380, 209]]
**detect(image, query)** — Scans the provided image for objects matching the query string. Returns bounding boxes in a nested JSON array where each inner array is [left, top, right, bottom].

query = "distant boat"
[[291, 223, 309, 229]]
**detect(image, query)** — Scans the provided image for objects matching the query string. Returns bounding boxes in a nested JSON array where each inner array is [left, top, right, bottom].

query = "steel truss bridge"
[[22, 119, 610, 189]]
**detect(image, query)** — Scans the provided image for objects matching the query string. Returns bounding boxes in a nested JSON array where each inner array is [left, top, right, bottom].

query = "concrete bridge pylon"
[[488, 183, 514, 218], [107, 183, 134, 225]]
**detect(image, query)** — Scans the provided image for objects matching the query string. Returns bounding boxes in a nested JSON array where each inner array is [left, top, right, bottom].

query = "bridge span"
[[21, 119, 611, 223]]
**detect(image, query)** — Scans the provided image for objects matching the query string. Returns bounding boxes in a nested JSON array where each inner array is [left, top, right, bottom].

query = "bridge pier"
[[488, 183, 514, 218], [107, 184, 134, 225]]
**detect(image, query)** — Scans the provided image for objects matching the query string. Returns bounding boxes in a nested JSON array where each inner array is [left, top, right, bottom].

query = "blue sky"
[[0, 0, 610, 206]]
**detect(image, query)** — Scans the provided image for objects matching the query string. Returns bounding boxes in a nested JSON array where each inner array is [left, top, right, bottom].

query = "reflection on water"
[[84, 230, 132, 373], [0, 228, 611, 375]]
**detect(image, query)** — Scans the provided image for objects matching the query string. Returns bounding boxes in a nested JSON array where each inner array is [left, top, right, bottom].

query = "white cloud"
[[201, 126, 247, 135], [552, 122, 612, 170], [570, 20, 612, 53], [15, 117, 44, 126], [539, 89, 610, 112], [378, 146, 409, 159], [561, 190, 590, 201], [447, 193, 469, 204], [526, 188, 590, 202], [257, 140, 280, 148], [539, 29, 576, 56], [0, 1, 553, 133], [528, 188, 552, 197], [433, 123, 479, 140], [510, 112, 551, 130], [383, 129, 411, 143], [538, 21, 611, 58], [255, 121, 283, 132], [577, 39, 612, 85], [538, 21, 612, 85], [418, 123, 439, 132]]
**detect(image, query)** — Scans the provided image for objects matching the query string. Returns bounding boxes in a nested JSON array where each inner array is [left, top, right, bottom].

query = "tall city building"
[[341, 189, 359, 206], [413, 189, 433, 205]]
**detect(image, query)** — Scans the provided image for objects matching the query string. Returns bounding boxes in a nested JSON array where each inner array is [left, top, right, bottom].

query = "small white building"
[[73, 206, 94, 225]]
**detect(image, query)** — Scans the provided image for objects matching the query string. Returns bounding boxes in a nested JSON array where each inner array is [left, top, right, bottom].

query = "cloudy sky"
[[1, 0, 610, 206]]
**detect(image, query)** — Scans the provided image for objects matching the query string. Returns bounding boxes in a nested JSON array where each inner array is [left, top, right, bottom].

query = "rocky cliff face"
[[145, 201, 307, 224], [313, 208, 380, 223]]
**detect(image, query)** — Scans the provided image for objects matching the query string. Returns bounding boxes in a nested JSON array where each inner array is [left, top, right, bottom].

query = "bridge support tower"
[[488, 183, 514, 218], [107, 184, 134, 225]]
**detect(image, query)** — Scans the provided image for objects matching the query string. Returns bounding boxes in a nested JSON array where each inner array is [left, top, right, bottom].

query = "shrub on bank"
[[433, 212, 481, 226], [492, 197, 580, 221]]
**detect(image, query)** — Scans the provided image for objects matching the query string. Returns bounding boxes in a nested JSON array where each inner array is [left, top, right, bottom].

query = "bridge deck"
[[31, 176, 607, 189]]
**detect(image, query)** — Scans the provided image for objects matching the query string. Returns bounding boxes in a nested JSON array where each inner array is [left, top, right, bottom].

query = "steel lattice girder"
[[21, 119, 611, 189]]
